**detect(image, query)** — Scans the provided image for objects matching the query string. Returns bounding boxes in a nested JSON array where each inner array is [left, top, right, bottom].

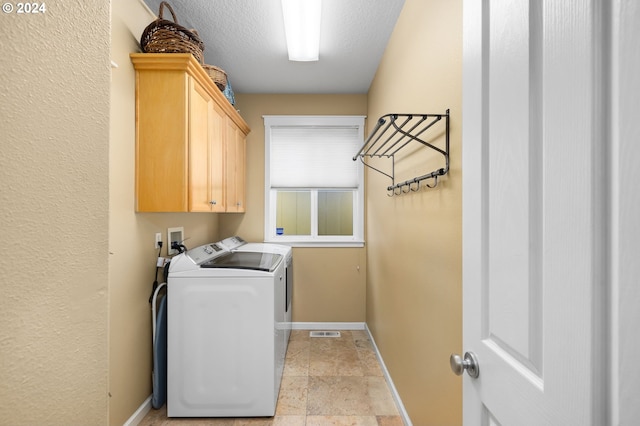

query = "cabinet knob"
[[210, 200, 217, 205]]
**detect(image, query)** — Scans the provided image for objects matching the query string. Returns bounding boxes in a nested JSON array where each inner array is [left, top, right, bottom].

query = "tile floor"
[[139, 330, 405, 426]]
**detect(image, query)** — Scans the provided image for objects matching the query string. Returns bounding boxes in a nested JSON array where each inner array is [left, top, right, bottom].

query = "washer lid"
[[202, 251, 282, 272]]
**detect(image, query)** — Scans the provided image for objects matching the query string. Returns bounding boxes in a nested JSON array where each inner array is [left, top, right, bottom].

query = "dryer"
[[167, 242, 287, 418]]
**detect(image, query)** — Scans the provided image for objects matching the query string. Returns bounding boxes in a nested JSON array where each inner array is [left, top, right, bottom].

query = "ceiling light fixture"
[[281, 0, 322, 61]]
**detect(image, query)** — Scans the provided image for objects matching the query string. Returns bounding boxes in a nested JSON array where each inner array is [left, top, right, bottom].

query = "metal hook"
[[402, 184, 411, 194], [425, 175, 439, 189], [410, 180, 420, 192], [394, 186, 403, 196], [387, 187, 394, 197]]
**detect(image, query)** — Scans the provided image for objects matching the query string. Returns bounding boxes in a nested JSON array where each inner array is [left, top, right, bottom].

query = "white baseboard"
[[365, 324, 413, 426], [123, 395, 151, 426], [291, 321, 366, 330]]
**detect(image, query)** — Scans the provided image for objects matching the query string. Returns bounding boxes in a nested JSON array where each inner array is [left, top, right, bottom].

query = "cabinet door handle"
[[210, 200, 217, 205]]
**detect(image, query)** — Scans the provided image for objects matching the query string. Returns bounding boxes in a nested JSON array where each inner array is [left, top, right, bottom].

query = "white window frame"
[[264, 115, 365, 247]]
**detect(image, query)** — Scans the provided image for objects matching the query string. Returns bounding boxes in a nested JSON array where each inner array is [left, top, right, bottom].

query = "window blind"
[[270, 126, 360, 188]]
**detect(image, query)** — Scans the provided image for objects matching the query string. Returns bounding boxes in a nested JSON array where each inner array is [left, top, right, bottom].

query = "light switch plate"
[[167, 226, 184, 255]]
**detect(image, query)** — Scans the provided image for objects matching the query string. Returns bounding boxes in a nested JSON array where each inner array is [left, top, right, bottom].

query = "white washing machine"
[[219, 236, 293, 343], [167, 242, 287, 418]]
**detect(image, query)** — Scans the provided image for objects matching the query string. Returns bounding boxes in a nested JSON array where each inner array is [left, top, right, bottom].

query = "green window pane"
[[318, 191, 353, 236], [276, 191, 311, 235]]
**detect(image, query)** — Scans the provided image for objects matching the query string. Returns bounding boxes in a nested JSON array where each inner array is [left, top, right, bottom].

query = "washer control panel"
[[218, 235, 247, 251], [185, 243, 228, 265]]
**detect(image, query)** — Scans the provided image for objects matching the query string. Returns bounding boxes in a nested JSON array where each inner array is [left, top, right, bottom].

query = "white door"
[[461, 0, 607, 424]]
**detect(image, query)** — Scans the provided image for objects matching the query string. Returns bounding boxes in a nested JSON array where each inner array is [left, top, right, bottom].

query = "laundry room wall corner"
[[109, 1, 223, 424]]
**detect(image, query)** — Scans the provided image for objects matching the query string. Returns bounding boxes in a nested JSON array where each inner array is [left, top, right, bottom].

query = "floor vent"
[[309, 331, 341, 338]]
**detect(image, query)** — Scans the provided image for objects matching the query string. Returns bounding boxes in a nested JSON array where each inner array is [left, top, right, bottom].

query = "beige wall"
[[0, 1, 111, 424], [220, 95, 367, 322], [365, 0, 463, 424], [1, 0, 461, 423], [108, 1, 223, 424]]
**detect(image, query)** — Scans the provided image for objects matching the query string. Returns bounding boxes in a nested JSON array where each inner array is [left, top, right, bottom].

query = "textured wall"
[[0, 1, 111, 424], [109, 1, 222, 424], [365, 0, 463, 424]]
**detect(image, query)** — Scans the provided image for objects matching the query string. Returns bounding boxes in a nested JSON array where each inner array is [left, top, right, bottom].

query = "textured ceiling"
[[142, 0, 405, 94]]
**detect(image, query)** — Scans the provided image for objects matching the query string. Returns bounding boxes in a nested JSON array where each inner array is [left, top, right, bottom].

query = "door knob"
[[450, 352, 480, 378]]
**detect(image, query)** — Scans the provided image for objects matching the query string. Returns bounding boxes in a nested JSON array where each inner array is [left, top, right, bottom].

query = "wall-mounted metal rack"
[[353, 110, 450, 196]]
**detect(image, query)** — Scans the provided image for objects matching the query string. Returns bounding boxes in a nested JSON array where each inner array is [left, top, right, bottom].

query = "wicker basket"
[[140, 1, 205, 64], [202, 64, 228, 91]]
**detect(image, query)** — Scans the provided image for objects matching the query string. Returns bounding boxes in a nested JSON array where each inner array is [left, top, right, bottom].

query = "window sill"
[[263, 238, 365, 248]]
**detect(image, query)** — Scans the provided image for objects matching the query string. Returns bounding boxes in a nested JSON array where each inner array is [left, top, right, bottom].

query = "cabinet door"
[[188, 78, 225, 212], [235, 129, 246, 212], [225, 119, 246, 212], [188, 78, 214, 212], [136, 71, 189, 212], [209, 102, 226, 212]]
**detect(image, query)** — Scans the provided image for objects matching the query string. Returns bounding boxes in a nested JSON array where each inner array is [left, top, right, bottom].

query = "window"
[[264, 115, 365, 246]]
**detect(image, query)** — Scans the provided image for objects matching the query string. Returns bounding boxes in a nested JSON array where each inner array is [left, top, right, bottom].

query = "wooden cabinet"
[[225, 118, 246, 212], [187, 79, 225, 212], [131, 53, 250, 213]]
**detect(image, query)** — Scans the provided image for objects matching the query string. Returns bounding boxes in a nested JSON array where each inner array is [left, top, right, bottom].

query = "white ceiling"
[[142, 0, 405, 94]]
